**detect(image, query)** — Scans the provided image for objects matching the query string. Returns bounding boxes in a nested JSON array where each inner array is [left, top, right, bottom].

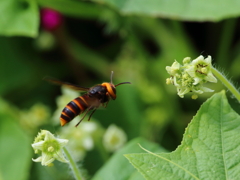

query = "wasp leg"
[[103, 101, 109, 108], [87, 108, 97, 121], [75, 107, 93, 127]]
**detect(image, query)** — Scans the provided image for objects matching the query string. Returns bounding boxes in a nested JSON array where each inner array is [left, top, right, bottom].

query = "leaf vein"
[[139, 144, 200, 180], [220, 97, 228, 180]]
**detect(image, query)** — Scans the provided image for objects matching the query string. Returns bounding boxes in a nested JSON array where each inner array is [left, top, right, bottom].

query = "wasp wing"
[[44, 76, 90, 91]]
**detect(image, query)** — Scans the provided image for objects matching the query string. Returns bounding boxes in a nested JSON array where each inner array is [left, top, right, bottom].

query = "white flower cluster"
[[58, 121, 99, 161], [20, 103, 50, 134], [58, 122, 127, 161], [166, 55, 217, 98]]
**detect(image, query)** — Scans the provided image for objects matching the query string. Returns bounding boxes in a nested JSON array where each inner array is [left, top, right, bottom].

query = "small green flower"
[[166, 61, 181, 76], [166, 55, 217, 98], [182, 57, 191, 65], [103, 124, 127, 152], [191, 94, 198, 100], [166, 78, 172, 85], [32, 130, 69, 166], [19, 103, 50, 134], [186, 55, 217, 85]]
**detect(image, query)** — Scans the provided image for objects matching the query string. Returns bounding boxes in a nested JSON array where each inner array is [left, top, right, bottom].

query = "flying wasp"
[[45, 72, 130, 127]]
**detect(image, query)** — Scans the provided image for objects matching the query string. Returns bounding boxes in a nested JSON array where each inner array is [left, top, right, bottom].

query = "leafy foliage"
[[93, 0, 240, 21], [125, 91, 240, 180], [0, 0, 39, 37], [93, 137, 167, 180], [1, 0, 240, 180], [0, 99, 32, 180]]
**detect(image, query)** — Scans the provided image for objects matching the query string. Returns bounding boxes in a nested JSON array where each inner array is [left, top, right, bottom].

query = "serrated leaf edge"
[[124, 153, 150, 180]]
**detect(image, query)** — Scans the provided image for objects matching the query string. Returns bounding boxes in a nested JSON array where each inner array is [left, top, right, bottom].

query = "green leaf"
[[128, 170, 148, 180], [93, 0, 240, 22], [0, 98, 32, 180], [125, 91, 240, 180], [0, 0, 39, 37], [92, 137, 167, 180], [37, 0, 104, 19]]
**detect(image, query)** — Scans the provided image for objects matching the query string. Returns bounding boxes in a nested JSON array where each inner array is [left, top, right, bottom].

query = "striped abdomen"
[[60, 95, 88, 126]]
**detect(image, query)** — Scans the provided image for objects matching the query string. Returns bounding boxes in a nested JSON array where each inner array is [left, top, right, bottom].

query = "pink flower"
[[41, 8, 63, 31]]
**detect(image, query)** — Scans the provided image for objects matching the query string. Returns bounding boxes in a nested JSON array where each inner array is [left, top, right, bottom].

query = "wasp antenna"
[[110, 71, 114, 84], [115, 82, 131, 87]]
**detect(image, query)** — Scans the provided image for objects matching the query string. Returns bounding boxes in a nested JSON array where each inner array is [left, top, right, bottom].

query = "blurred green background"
[[1, 0, 240, 180]]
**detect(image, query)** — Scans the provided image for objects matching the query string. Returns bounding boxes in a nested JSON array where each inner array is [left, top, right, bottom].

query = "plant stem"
[[63, 147, 84, 180], [211, 66, 240, 102]]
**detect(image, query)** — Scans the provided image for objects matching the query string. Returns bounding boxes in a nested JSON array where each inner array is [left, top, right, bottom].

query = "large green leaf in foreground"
[[125, 91, 240, 179], [93, 137, 167, 180], [93, 0, 240, 22], [0, 99, 32, 180]]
